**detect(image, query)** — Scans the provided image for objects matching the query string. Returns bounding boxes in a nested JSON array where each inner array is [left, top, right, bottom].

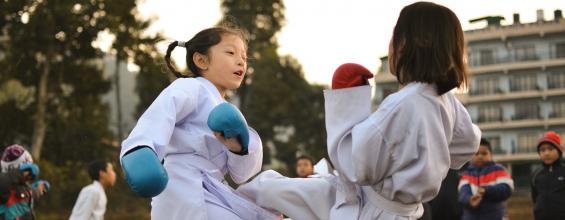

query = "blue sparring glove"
[[19, 163, 39, 180], [32, 180, 50, 194], [207, 103, 250, 155], [121, 146, 168, 197]]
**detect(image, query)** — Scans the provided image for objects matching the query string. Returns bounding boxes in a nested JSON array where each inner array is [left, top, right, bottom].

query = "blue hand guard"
[[121, 146, 168, 197], [19, 163, 39, 180], [32, 180, 50, 193], [207, 103, 250, 155]]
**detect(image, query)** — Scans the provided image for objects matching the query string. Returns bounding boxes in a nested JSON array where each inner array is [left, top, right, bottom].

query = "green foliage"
[[34, 160, 90, 217], [0, 0, 160, 217], [34, 160, 150, 220], [133, 45, 171, 118], [0, 100, 34, 147], [220, 1, 328, 173], [0, 0, 113, 162]]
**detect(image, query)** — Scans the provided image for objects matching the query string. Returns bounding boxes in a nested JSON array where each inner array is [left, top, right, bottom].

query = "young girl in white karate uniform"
[[238, 2, 481, 220], [120, 27, 278, 220]]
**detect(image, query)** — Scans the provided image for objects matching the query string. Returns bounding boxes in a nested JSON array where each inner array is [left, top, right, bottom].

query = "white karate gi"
[[239, 83, 480, 220], [69, 181, 107, 220], [121, 77, 278, 220]]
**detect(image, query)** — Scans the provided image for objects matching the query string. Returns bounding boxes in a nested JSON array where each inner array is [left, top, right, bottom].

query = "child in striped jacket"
[[458, 138, 514, 220]]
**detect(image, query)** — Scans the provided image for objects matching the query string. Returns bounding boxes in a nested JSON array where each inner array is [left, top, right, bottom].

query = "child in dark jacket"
[[0, 145, 49, 220], [458, 138, 514, 220], [531, 131, 565, 220]]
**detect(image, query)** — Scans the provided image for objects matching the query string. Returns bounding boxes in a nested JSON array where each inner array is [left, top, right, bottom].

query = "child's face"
[[539, 143, 560, 165], [296, 159, 314, 178], [201, 34, 247, 95], [471, 145, 492, 167], [100, 163, 116, 188]]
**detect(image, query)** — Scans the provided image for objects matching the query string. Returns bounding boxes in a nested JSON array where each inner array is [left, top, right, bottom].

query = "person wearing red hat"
[[531, 131, 565, 220]]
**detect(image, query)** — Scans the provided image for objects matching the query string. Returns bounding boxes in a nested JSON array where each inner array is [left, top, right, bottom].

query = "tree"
[[103, 0, 161, 140], [220, 1, 327, 173], [0, 0, 161, 217], [220, 0, 286, 109], [133, 44, 171, 118], [0, 0, 162, 161], [0, 0, 114, 160]]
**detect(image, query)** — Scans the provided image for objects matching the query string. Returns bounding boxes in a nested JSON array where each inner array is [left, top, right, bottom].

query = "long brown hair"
[[389, 2, 468, 95]]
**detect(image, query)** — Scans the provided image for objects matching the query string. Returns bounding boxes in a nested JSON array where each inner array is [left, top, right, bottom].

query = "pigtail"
[[164, 41, 188, 78]]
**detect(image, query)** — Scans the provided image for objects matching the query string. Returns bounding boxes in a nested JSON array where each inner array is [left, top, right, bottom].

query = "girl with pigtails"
[[120, 27, 278, 220]]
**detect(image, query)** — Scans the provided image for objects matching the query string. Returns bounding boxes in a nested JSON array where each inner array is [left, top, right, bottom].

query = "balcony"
[[493, 153, 538, 163], [374, 71, 397, 83], [469, 52, 565, 75], [464, 87, 565, 104], [477, 116, 565, 131], [465, 20, 565, 43], [469, 48, 550, 67], [491, 141, 539, 162]]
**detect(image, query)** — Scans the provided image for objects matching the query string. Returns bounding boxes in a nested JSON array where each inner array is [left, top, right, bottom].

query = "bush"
[[33, 160, 150, 220]]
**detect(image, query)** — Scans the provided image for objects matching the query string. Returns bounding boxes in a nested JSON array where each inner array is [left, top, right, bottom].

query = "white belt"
[[361, 186, 422, 217], [165, 153, 225, 181]]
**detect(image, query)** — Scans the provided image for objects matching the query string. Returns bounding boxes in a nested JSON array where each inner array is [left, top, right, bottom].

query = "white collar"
[[196, 77, 224, 101], [93, 180, 104, 190], [402, 82, 437, 95]]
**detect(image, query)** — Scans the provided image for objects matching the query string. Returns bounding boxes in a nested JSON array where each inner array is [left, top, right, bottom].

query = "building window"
[[381, 61, 389, 73], [479, 49, 495, 65], [556, 43, 565, 58], [517, 133, 538, 153], [468, 52, 475, 66], [382, 87, 397, 100], [551, 100, 565, 118], [478, 105, 502, 123], [476, 77, 499, 95], [513, 103, 539, 120], [548, 72, 565, 89], [514, 45, 537, 61], [485, 136, 504, 154], [510, 74, 537, 91], [377, 84, 398, 103]]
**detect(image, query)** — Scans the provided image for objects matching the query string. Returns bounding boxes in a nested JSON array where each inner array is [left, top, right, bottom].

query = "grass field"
[[35, 192, 535, 220]]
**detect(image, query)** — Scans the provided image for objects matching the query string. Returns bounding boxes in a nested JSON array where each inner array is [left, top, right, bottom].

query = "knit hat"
[[1, 144, 33, 172], [537, 131, 563, 156]]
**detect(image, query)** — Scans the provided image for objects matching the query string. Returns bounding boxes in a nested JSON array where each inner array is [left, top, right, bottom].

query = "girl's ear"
[[193, 52, 209, 71]]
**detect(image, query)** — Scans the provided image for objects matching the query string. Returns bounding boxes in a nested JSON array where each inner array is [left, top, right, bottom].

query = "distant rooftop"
[[465, 9, 563, 33], [464, 9, 565, 42]]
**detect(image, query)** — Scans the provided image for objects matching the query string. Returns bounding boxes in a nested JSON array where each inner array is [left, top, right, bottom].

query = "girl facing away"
[[237, 2, 481, 220], [120, 27, 279, 220]]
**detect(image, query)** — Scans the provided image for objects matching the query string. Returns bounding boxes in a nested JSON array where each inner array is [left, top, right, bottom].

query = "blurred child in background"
[[458, 138, 513, 220], [531, 131, 565, 220], [0, 144, 49, 220]]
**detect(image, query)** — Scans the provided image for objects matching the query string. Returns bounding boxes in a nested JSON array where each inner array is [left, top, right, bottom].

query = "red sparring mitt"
[[332, 63, 374, 89]]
